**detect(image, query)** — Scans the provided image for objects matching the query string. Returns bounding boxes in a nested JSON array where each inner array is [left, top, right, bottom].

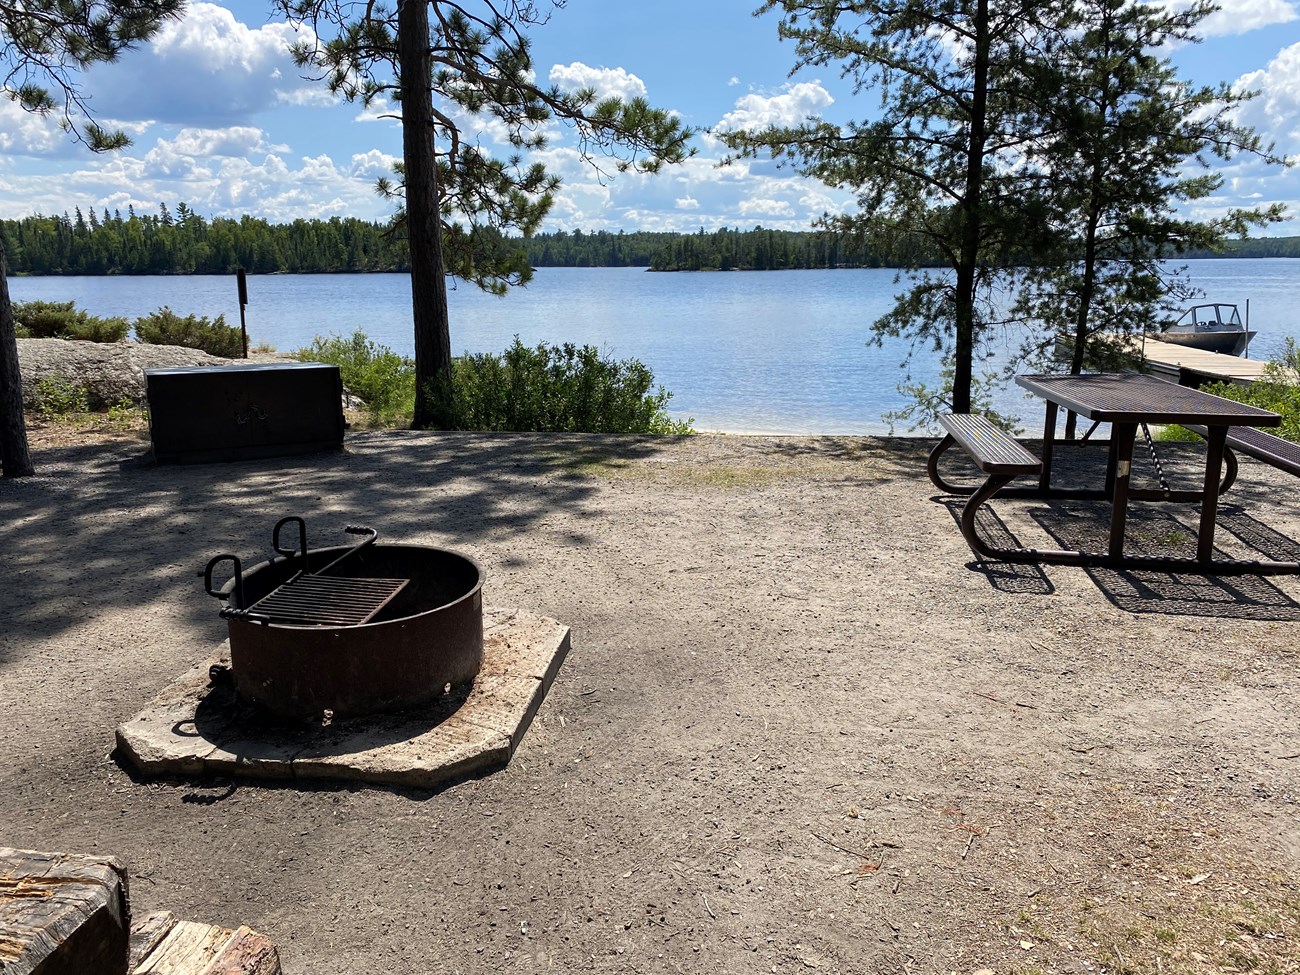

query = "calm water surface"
[[12, 260, 1298, 434]]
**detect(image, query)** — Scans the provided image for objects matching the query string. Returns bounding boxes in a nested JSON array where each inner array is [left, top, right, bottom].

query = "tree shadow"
[[0, 431, 669, 668]]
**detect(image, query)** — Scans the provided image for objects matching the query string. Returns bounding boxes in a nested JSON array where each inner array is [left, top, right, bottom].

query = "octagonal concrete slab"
[[115, 608, 569, 790]]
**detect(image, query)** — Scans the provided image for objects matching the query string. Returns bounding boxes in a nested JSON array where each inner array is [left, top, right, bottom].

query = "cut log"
[[0, 847, 130, 975], [130, 916, 280, 975]]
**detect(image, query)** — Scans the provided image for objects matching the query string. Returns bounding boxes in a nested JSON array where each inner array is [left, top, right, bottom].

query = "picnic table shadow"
[[942, 494, 1300, 619]]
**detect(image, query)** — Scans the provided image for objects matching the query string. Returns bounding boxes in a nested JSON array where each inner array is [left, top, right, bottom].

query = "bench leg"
[[1220, 446, 1239, 494], [957, 473, 1020, 560], [927, 433, 977, 495]]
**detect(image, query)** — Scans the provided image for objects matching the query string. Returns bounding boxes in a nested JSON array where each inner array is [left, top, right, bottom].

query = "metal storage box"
[[145, 362, 344, 464]]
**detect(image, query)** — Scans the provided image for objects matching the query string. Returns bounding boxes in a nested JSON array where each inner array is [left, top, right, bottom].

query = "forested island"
[[3, 206, 1298, 277]]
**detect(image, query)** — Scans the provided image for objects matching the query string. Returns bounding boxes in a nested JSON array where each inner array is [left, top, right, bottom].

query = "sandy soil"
[[2, 426, 1298, 975]]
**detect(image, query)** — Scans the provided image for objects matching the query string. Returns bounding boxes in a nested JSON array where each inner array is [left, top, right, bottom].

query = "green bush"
[[448, 337, 693, 434], [13, 300, 129, 342], [295, 330, 416, 424], [295, 331, 693, 434], [135, 307, 244, 357], [33, 375, 90, 417]]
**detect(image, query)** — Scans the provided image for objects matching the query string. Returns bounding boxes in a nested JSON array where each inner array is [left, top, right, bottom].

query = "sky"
[[3, 0, 1299, 236]]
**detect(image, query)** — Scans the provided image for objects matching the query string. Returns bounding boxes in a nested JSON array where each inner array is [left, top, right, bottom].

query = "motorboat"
[[1159, 302, 1255, 356]]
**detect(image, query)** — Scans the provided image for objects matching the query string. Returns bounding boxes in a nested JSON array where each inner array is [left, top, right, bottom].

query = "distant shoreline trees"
[[4, 209, 1296, 277]]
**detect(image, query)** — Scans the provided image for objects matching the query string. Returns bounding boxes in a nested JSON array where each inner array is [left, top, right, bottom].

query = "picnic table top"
[[1016, 372, 1281, 427]]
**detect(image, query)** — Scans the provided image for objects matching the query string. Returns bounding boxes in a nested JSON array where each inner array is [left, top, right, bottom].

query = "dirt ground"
[[2, 423, 1299, 975]]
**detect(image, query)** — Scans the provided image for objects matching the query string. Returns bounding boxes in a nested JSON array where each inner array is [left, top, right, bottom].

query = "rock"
[[16, 338, 234, 410], [14, 339, 367, 415]]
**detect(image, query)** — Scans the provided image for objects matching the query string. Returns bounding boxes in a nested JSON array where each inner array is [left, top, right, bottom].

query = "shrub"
[[448, 337, 693, 434], [13, 300, 129, 342], [295, 331, 416, 424], [33, 375, 90, 418], [105, 399, 146, 430], [135, 307, 244, 357]]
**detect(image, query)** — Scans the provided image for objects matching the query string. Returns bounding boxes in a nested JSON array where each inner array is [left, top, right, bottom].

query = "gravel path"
[[2, 429, 1298, 974]]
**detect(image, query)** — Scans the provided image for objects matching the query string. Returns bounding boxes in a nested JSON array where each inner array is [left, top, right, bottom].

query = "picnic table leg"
[[1196, 425, 1228, 563], [1108, 422, 1138, 560], [1038, 401, 1058, 493]]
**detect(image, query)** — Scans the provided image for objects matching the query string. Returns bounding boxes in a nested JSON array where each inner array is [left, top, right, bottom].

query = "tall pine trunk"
[[399, 0, 454, 429], [0, 239, 34, 478], [952, 0, 991, 416]]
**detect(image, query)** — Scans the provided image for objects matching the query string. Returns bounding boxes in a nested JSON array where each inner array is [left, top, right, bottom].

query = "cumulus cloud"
[[1234, 41, 1300, 150], [549, 62, 648, 102], [676, 196, 700, 209], [738, 197, 795, 217], [0, 99, 66, 155], [85, 2, 319, 125], [713, 82, 834, 133], [1170, 0, 1298, 36], [350, 149, 400, 180], [164, 127, 276, 158]]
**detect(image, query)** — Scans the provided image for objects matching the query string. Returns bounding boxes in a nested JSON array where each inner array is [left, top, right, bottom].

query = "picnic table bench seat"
[[927, 414, 1043, 563], [1183, 423, 1300, 481], [937, 413, 1042, 476]]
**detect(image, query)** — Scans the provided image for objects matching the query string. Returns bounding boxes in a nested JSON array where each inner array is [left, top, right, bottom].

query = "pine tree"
[[276, 0, 693, 427], [1012, 0, 1288, 436], [724, 0, 1078, 416], [0, 0, 183, 477]]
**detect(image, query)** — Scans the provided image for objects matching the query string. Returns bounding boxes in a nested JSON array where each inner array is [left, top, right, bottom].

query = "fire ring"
[[204, 521, 484, 721]]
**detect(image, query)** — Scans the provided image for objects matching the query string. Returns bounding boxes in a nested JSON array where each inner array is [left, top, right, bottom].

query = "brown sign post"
[[236, 268, 249, 358]]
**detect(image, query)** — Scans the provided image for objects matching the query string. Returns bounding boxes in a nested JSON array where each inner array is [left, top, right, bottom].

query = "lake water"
[[11, 260, 1298, 434]]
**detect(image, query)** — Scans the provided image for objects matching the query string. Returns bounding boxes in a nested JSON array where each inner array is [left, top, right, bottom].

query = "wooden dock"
[[1104, 334, 1270, 386]]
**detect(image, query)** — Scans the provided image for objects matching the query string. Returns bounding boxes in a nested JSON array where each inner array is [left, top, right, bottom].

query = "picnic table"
[[927, 372, 1300, 575]]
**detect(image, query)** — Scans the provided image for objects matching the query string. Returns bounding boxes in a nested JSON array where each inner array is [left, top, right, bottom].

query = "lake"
[[10, 260, 1298, 434]]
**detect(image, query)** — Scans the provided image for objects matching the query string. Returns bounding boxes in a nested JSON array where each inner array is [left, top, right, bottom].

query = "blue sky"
[[3, 0, 1299, 235]]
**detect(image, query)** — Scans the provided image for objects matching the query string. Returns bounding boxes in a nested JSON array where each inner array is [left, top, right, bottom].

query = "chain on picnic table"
[[1140, 422, 1172, 496]]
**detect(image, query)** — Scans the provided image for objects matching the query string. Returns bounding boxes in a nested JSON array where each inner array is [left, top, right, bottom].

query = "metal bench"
[[1183, 424, 1300, 491], [928, 414, 1042, 561]]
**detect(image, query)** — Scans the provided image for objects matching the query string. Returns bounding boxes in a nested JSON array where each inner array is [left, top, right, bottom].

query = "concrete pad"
[[115, 609, 569, 790]]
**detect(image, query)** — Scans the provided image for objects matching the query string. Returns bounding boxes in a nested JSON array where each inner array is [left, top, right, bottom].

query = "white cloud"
[[164, 127, 275, 158], [549, 62, 648, 102], [350, 150, 399, 180], [355, 97, 400, 124], [86, 2, 320, 125], [0, 99, 65, 155], [738, 197, 795, 217], [728, 77, 741, 86], [1172, 0, 1298, 36], [1234, 42, 1300, 151], [675, 196, 700, 209], [713, 82, 834, 133]]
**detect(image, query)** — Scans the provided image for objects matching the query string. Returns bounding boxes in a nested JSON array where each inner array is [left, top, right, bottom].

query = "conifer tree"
[[0, 0, 183, 477], [723, 0, 1070, 417], [277, 0, 693, 428], [1012, 0, 1289, 437]]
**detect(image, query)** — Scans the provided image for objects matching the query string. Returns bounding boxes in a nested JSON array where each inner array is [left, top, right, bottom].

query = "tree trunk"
[[400, 0, 453, 429], [0, 240, 35, 478], [951, 0, 991, 416]]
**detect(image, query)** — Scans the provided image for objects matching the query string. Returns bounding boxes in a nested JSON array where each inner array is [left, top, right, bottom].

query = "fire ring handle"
[[203, 554, 245, 609], [273, 516, 308, 560]]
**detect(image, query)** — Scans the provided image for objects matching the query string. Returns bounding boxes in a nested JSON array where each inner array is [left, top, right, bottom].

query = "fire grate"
[[246, 574, 409, 626]]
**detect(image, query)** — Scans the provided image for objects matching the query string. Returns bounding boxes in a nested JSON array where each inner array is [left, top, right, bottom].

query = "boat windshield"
[[1176, 303, 1242, 329]]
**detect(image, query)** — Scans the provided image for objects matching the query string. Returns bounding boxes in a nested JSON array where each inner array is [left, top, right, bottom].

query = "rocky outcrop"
[[17, 339, 257, 409]]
